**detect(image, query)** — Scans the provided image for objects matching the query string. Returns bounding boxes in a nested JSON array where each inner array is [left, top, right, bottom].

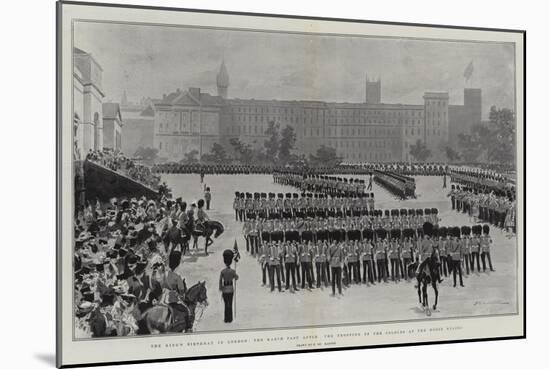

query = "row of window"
[[229, 105, 424, 118]]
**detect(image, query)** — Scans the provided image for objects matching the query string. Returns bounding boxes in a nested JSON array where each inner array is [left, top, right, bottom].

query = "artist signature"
[[474, 301, 510, 305]]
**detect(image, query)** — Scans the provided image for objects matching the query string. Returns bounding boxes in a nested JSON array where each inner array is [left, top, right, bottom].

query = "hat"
[[460, 226, 471, 236], [472, 225, 482, 236], [423, 222, 434, 237], [375, 228, 387, 240], [482, 225, 490, 235], [390, 229, 401, 239], [403, 228, 415, 238], [438, 226, 448, 238], [223, 249, 234, 266]]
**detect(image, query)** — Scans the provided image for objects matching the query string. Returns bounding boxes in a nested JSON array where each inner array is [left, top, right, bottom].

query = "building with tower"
[[365, 74, 381, 104], [151, 60, 481, 163]]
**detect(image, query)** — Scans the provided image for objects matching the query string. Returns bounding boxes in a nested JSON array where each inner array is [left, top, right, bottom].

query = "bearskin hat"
[[198, 199, 205, 208], [483, 224, 490, 235], [301, 193, 306, 197], [246, 193, 252, 199], [375, 228, 387, 240], [254, 192, 260, 199], [403, 228, 415, 239], [472, 225, 482, 236], [408, 209, 415, 216], [261, 193, 267, 198], [416, 209, 424, 216], [223, 249, 234, 266], [400, 209, 408, 216], [169, 250, 182, 271], [424, 208, 431, 215], [364, 229, 374, 240], [391, 229, 402, 239], [240, 192, 245, 198], [293, 193, 299, 198], [277, 193, 284, 199], [438, 226, 447, 238], [460, 226, 471, 236], [307, 193, 313, 198], [391, 209, 399, 217], [432, 208, 438, 215], [384, 209, 390, 217], [423, 222, 434, 237], [370, 193, 375, 198], [234, 191, 240, 197], [286, 193, 291, 198]]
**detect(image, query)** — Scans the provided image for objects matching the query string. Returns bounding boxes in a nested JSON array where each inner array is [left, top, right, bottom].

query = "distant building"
[[73, 47, 105, 157], [102, 103, 123, 151], [152, 61, 483, 163], [448, 88, 482, 145], [120, 95, 155, 157]]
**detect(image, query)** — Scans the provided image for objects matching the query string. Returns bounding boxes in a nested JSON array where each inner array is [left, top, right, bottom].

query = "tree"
[[264, 121, 280, 163], [309, 145, 342, 167], [278, 125, 296, 163], [229, 138, 253, 164], [457, 133, 483, 162], [487, 106, 515, 164], [133, 146, 158, 162], [444, 146, 461, 162], [201, 142, 227, 163], [180, 149, 199, 164], [409, 139, 431, 162]]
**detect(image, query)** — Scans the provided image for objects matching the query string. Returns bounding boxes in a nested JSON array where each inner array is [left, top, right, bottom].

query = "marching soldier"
[[284, 241, 299, 292], [480, 225, 495, 272], [375, 230, 388, 283], [460, 226, 471, 275], [449, 227, 464, 287], [328, 241, 343, 295], [300, 241, 315, 289], [314, 241, 329, 288], [389, 230, 401, 282], [268, 242, 283, 292]]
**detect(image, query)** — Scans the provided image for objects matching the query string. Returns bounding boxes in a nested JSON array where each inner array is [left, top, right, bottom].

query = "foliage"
[[455, 106, 515, 165], [201, 142, 227, 163], [264, 121, 280, 163], [409, 139, 432, 162], [487, 106, 516, 164], [278, 125, 296, 163], [444, 146, 461, 162], [179, 149, 199, 164], [133, 146, 158, 161], [309, 145, 342, 167]]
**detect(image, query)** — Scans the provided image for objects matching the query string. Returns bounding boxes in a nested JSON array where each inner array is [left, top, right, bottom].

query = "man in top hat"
[[219, 249, 239, 323]]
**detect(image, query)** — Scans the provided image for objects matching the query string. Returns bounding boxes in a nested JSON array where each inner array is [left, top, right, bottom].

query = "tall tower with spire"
[[365, 72, 381, 104], [216, 60, 230, 99]]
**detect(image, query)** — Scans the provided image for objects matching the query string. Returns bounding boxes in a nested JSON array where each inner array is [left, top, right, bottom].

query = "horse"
[[411, 251, 441, 316], [139, 281, 208, 334], [191, 220, 224, 255]]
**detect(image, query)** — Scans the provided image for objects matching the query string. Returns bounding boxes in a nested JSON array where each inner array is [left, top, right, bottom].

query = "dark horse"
[[410, 251, 441, 316], [191, 220, 224, 255], [140, 281, 208, 334]]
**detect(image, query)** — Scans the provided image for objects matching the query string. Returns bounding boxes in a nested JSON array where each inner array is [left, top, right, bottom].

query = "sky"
[[74, 21, 516, 118]]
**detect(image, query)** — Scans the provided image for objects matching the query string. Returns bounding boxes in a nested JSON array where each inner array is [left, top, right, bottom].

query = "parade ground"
[[163, 174, 518, 332]]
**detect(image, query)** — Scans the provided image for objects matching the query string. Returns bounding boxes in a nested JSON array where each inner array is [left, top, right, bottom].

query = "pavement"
[[163, 174, 518, 332]]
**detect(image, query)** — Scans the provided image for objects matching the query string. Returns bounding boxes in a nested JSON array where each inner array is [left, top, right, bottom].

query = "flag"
[[233, 240, 241, 262], [464, 60, 474, 81]]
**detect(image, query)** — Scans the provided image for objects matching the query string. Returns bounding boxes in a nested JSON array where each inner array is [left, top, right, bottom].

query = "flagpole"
[[234, 255, 237, 320]]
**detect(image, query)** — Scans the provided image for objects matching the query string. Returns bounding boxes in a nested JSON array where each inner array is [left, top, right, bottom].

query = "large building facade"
[[152, 62, 481, 163], [73, 47, 105, 158]]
